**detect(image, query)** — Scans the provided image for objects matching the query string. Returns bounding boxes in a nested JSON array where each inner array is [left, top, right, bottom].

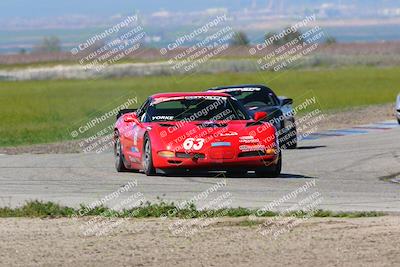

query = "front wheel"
[[282, 125, 297, 149], [255, 152, 282, 178], [285, 132, 297, 149], [143, 135, 156, 176]]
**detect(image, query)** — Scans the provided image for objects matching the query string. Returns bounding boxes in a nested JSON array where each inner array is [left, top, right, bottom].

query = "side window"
[[137, 98, 150, 122], [266, 89, 279, 106]]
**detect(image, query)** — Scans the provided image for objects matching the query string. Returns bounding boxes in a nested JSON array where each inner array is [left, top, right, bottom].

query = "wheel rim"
[[115, 138, 121, 165], [144, 140, 150, 171]]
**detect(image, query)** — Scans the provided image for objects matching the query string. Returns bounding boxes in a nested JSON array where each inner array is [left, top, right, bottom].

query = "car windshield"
[[217, 87, 279, 107], [145, 96, 250, 122]]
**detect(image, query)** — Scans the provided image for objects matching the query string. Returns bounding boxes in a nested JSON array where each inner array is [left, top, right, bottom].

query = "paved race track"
[[1, 125, 399, 212]]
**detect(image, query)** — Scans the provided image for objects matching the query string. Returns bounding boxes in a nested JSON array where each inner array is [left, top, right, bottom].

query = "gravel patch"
[[0, 216, 399, 266]]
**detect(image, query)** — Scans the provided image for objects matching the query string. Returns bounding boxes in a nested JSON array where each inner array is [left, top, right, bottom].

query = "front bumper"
[[153, 150, 278, 170]]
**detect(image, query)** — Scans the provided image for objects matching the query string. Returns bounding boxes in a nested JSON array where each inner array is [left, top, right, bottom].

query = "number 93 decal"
[[183, 138, 205, 150]]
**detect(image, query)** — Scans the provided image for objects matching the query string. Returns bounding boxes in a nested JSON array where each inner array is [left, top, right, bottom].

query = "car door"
[[130, 98, 151, 166]]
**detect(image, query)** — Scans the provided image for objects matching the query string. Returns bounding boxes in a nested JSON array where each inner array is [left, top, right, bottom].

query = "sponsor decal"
[[211, 142, 231, 147], [128, 155, 140, 163], [152, 116, 174, 121], [239, 138, 260, 144], [239, 136, 254, 140], [151, 96, 184, 105], [183, 138, 205, 150], [239, 144, 266, 151], [219, 131, 238, 136], [132, 124, 138, 145], [131, 146, 139, 153], [185, 96, 226, 101], [218, 87, 261, 92], [151, 96, 226, 105]]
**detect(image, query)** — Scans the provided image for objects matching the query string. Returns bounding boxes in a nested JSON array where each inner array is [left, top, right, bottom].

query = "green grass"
[[0, 200, 385, 219], [0, 66, 399, 147]]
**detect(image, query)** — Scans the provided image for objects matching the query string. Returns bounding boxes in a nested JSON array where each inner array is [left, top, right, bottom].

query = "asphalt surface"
[[0, 124, 399, 212]]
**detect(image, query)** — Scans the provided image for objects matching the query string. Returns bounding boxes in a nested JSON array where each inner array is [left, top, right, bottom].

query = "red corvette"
[[114, 92, 281, 177]]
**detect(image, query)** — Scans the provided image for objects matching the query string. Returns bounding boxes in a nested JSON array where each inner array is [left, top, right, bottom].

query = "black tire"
[[279, 125, 297, 150], [255, 152, 282, 178], [286, 131, 297, 149], [114, 131, 129, 172], [397, 118, 400, 124], [143, 135, 156, 176], [283, 123, 297, 149]]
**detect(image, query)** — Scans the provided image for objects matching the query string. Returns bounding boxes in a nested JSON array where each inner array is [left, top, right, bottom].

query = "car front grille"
[[238, 150, 266, 157]]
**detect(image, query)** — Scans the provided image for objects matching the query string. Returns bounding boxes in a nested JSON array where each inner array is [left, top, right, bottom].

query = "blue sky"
[[0, 0, 232, 18], [0, 0, 393, 19]]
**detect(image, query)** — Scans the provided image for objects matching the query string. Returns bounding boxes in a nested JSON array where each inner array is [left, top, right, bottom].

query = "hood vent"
[[196, 123, 227, 128], [246, 121, 264, 127], [159, 123, 177, 128]]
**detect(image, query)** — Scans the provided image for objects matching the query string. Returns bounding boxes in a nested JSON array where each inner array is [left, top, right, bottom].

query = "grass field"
[[1, 66, 399, 147]]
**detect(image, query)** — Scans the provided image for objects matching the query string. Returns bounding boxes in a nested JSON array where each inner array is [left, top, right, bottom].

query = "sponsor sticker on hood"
[[220, 131, 238, 136], [239, 136, 254, 140], [239, 144, 265, 151]]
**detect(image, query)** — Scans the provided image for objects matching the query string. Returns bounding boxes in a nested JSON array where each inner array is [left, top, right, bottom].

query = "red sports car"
[[114, 92, 281, 177]]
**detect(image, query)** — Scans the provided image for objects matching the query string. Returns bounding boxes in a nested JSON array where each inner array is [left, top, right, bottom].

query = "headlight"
[[158, 151, 175, 158], [265, 148, 276, 155]]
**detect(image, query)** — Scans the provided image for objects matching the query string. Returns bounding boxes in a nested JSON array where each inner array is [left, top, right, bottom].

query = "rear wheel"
[[114, 132, 128, 172], [255, 152, 282, 178], [143, 135, 156, 176]]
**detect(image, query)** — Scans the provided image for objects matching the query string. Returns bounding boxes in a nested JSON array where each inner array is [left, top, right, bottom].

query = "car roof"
[[151, 92, 230, 98]]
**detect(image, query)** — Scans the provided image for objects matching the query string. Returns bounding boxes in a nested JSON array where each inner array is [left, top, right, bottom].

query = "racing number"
[[183, 138, 205, 150]]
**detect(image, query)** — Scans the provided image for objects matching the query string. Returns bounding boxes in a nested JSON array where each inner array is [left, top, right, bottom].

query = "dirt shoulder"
[[0, 103, 396, 155], [314, 103, 396, 132], [0, 216, 399, 266]]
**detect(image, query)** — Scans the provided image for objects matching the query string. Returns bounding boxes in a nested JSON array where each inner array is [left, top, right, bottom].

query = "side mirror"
[[254, 111, 267, 121], [281, 98, 293, 106], [123, 113, 138, 123]]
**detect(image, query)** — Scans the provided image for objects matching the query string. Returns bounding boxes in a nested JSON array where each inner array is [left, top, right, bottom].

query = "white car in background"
[[396, 94, 400, 124]]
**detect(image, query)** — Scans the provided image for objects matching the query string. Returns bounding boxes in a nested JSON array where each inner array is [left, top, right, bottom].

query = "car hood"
[[148, 120, 276, 152]]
